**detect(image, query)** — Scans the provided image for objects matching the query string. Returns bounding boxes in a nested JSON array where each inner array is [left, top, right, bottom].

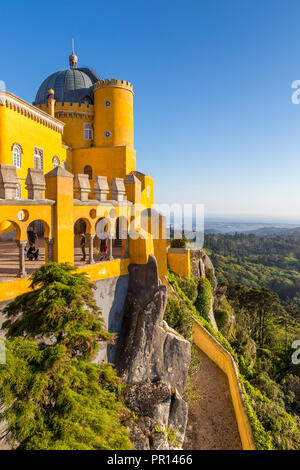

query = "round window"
[[104, 131, 111, 138], [105, 100, 111, 107]]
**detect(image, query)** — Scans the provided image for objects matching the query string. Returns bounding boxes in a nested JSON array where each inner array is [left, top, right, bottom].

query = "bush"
[[194, 278, 213, 321], [164, 295, 193, 342], [177, 277, 198, 303], [170, 237, 188, 248], [214, 308, 231, 332]]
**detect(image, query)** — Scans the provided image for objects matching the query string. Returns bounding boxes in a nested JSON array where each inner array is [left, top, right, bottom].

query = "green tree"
[[194, 278, 212, 321], [0, 263, 132, 450]]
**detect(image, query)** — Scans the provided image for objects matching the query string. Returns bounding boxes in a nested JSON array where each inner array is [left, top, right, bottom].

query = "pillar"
[[45, 167, 74, 264], [87, 233, 96, 264], [45, 237, 54, 263], [17, 240, 27, 278]]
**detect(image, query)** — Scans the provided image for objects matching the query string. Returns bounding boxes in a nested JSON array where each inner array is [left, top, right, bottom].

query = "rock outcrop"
[[115, 255, 191, 450]]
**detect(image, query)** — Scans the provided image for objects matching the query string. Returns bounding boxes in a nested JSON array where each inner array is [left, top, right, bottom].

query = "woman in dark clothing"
[[27, 244, 39, 261]]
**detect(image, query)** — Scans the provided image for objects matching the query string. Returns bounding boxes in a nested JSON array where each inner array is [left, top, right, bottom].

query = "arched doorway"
[[95, 217, 112, 262], [113, 217, 129, 259], [74, 218, 91, 266], [0, 220, 21, 280]]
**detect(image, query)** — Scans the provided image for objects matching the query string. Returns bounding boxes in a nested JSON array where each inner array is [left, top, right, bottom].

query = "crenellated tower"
[[93, 79, 134, 148]]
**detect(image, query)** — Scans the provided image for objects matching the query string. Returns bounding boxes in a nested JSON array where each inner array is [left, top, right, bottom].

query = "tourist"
[[27, 225, 38, 245], [80, 233, 86, 261], [27, 244, 39, 261]]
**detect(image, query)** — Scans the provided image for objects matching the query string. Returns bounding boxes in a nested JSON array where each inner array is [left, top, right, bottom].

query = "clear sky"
[[1, 0, 300, 222]]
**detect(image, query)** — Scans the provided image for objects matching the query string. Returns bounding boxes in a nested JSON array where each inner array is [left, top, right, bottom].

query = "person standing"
[[27, 225, 38, 246], [80, 233, 86, 261]]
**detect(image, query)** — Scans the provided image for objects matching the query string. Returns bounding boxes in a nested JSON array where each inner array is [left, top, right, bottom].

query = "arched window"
[[83, 165, 93, 180], [12, 143, 22, 169], [52, 156, 60, 168], [62, 160, 68, 170], [34, 147, 44, 170], [15, 183, 21, 200]]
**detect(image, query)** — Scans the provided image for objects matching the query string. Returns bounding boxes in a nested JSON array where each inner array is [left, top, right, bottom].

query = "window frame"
[[83, 165, 93, 180], [12, 143, 22, 169], [34, 147, 44, 170], [84, 123, 93, 141]]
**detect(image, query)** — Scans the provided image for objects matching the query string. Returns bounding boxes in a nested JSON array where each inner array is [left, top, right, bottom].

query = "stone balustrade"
[[0, 165, 144, 204]]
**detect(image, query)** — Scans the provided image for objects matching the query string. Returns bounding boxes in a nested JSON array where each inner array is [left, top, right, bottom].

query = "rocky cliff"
[[115, 255, 191, 450]]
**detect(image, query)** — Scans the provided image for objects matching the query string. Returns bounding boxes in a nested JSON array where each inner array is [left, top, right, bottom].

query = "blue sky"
[[1, 0, 300, 222]]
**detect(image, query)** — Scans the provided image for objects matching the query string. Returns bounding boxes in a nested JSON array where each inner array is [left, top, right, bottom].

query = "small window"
[[83, 165, 93, 180], [84, 123, 93, 140], [83, 96, 92, 105], [34, 147, 44, 170], [105, 100, 111, 107], [62, 160, 68, 170], [12, 144, 22, 169], [52, 156, 60, 168], [104, 130, 111, 138], [15, 183, 21, 200]]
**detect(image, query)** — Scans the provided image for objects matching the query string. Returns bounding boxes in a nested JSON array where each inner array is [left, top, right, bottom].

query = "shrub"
[[177, 277, 198, 303], [194, 278, 213, 321], [170, 237, 188, 248], [164, 295, 193, 342]]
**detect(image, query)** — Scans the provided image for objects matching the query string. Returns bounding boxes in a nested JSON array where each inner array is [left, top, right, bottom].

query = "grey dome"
[[34, 67, 100, 105]]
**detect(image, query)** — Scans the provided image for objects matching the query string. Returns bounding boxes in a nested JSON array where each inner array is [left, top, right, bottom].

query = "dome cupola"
[[33, 47, 100, 105]]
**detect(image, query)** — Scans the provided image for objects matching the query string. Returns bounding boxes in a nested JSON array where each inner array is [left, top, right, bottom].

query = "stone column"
[[45, 238, 54, 263], [17, 240, 27, 278], [124, 236, 129, 258], [87, 234, 96, 264], [108, 235, 113, 261]]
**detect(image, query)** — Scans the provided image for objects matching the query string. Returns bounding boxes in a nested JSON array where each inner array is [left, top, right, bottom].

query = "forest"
[[202, 232, 300, 449], [204, 232, 300, 307]]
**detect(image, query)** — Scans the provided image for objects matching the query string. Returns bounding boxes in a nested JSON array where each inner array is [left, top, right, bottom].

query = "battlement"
[[94, 79, 133, 93], [37, 102, 94, 112]]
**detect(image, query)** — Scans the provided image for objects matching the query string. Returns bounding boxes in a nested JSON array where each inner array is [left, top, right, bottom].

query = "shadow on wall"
[[93, 275, 129, 364]]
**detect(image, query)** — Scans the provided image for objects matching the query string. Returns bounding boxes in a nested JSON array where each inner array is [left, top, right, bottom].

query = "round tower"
[[93, 79, 134, 148]]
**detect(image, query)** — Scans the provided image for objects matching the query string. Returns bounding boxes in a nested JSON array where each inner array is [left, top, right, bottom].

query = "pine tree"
[[0, 263, 132, 450]]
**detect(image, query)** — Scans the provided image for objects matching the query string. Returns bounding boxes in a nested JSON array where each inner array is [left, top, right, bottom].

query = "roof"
[[34, 68, 100, 105]]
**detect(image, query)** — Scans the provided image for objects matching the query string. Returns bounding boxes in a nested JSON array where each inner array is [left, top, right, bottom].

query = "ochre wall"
[[168, 248, 191, 279], [39, 102, 94, 150], [192, 318, 256, 450], [0, 104, 66, 198], [93, 80, 134, 148], [0, 258, 130, 302], [72, 146, 136, 190]]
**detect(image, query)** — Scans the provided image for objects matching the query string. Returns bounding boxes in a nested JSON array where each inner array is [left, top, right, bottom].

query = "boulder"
[[115, 255, 191, 450]]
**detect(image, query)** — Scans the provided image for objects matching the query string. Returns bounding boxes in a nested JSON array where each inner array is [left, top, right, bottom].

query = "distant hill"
[[230, 226, 300, 237]]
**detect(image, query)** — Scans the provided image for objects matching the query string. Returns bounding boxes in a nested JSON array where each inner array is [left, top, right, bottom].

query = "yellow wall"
[[39, 102, 94, 150], [168, 248, 191, 278], [0, 258, 130, 302], [94, 80, 134, 148], [72, 146, 136, 189], [0, 100, 65, 199], [192, 318, 255, 450]]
